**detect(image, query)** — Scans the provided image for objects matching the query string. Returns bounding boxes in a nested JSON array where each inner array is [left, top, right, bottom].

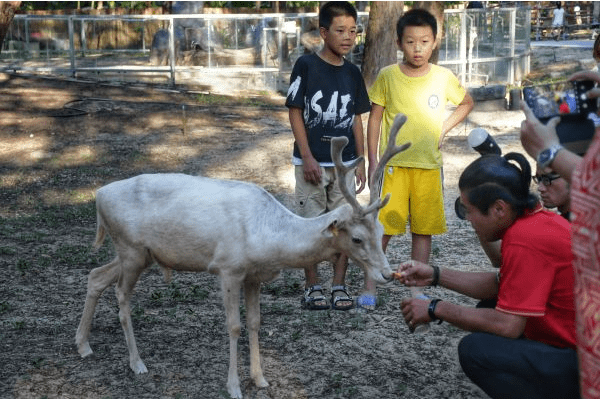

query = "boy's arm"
[[353, 114, 366, 194], [439, 91, 475, 149], [289, 106, 321, 184], [367, 103, 384, 188]]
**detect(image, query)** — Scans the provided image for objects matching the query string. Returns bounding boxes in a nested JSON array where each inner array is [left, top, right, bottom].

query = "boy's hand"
[[355, 161, 366, 194], [302, 155, 322, 185], [393, 260, 434, 287], [367, 161, 378, 189]]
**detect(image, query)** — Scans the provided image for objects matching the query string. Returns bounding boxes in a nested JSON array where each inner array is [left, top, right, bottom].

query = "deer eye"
[[352, 237, 362, 244]]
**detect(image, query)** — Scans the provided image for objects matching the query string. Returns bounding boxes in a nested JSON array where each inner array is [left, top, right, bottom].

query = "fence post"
[[168, 16, 175, 86], [509, 9, 516, 85], [68, 16, 75, 77], [459, 9, 467, 87], [81, 18, 87, 57], [208, 18, 212, 67], [277, 15, 283, 86]]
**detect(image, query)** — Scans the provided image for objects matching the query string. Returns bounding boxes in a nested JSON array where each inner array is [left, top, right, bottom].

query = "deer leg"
[[114, 250, 149, 374], [221, 275, 244, 399], [244, 279, 268, 388], [75, 258, 121, 357]]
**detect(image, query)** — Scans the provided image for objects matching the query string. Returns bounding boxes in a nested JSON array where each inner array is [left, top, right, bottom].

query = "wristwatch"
[[537, 143, 564, 169]]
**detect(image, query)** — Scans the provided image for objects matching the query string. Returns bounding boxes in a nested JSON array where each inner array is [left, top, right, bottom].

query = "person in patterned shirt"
[[520, 69, 600, 398]]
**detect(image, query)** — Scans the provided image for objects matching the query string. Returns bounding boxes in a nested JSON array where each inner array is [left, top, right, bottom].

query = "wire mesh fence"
[[1, 8, 529, 93]]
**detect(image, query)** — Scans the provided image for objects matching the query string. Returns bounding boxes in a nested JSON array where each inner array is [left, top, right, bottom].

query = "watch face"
[[539, 149, 551, 164]]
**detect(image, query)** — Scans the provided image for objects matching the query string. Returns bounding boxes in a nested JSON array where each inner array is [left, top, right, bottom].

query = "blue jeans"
[[458, 332, 580, 399]]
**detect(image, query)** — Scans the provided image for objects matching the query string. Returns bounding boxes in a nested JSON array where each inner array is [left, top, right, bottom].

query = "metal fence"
[[440, 7, 531, 87], [0, 8, 529, 93]]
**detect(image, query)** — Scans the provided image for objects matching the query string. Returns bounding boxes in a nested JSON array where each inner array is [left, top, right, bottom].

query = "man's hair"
[[319, 1, 357, 29], [396, 8, 437, 42], [458, 153, 538, 216]]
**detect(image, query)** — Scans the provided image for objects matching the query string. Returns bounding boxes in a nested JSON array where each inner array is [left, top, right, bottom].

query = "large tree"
[[361, 1, 404, 88], [0, 1, 20, 55]]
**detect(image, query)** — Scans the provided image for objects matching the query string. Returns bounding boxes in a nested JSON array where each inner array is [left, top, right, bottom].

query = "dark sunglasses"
[[533, 173, 561, 186]]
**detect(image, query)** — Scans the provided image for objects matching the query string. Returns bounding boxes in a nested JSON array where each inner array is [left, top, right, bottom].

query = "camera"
[[454, 128, 502, 220], [522, 80, 598, 155]]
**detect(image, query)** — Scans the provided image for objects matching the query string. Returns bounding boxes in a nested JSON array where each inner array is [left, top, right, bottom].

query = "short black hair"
[[319, 1, 357, 30], [458, 153, 538, 216], [396, 8, 437, 43]]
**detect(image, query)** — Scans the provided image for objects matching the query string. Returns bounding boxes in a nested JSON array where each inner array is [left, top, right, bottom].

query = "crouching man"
[[395, 152, 579, 399]]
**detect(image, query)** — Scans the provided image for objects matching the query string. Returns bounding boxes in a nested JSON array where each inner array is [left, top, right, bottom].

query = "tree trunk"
[[361, 1, 404, 88], [0, 1, 20, 55], [413, 1, 445, 65]]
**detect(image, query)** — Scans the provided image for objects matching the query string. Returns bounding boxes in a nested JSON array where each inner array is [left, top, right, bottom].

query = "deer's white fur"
[[75, 114, 410, 399]]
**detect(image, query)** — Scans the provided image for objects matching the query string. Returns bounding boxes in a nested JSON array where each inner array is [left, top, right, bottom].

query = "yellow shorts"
[[378, 167, 447, 236]]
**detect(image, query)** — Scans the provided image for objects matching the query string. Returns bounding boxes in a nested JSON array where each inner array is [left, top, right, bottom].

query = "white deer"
[[75, 114, 410, 399]]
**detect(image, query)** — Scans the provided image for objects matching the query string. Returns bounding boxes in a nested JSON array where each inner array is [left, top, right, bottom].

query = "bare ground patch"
[[0, 46, 591, 399]]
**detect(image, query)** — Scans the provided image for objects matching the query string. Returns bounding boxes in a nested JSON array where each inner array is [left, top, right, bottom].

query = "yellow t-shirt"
[[369, 64, 466, 169]]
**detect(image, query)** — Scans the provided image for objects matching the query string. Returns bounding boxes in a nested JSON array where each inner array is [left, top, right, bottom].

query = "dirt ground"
[[0, 44, 593, 399]]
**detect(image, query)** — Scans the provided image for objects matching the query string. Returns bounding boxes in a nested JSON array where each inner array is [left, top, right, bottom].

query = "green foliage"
[[16, 258, 31, 273], [0, 246, 16, 256], [0, 301, 11, 314]]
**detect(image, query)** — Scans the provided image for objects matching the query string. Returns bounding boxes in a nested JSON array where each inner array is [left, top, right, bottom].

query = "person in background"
[[552, 2, 565, 40], [520, 69, 600, 398], [285, 1, 370, 311], [396, 152, 579, 399], [535, 164, 571, 219], [362, 8, 473, 310], [552, 1, 565, 40]]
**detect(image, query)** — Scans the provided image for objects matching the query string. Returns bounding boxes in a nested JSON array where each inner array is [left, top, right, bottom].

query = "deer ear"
[[328, 222, 340, 237], [323, 204, 352, 236]]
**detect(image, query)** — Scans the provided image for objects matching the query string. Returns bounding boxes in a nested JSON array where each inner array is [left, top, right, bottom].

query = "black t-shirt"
[[285, 53, 371, 164]]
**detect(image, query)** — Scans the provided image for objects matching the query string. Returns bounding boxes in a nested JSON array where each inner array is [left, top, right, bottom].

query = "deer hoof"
[[77, 342, 93, 358], [130, 359, 148, 374], [227, 385, 243, 399], [256, 378, 269, 388]]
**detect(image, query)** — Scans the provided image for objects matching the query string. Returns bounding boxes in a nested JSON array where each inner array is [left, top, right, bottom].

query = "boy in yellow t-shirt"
[[361, 8, 474, 309]]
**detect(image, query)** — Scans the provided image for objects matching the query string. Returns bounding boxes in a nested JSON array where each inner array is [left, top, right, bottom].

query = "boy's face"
[[398, 25, 435, 68], [320, 15, 357, 57]]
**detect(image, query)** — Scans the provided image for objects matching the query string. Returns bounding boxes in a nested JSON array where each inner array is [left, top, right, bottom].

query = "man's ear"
[[491, 199, 510, 219]]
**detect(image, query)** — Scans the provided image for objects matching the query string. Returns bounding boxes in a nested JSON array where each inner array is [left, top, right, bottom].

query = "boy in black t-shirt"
[[285, 1, 371, 310]]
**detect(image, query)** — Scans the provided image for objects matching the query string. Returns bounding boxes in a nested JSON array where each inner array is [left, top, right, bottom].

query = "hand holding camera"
[[522, 79, 598, 155]]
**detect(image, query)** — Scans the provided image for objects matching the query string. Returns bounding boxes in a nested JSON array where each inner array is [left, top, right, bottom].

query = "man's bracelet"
[[428, 299, 443, 324], [431, 265, 440, 287]]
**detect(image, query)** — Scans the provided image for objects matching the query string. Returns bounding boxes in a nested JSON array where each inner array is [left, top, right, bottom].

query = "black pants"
[[458, 332, 580, 399]]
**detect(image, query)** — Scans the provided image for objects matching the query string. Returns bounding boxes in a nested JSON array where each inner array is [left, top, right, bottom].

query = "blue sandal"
[[356, 293, 377, 311]]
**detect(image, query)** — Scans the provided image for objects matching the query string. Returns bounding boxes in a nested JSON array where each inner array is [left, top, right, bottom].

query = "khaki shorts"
[[378, 166, 447, 236], [294, 165, 356, 218]]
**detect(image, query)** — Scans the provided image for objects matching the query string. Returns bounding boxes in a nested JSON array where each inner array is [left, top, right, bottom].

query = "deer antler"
[[366, 113, 411, 214], [330, 113, 410, 217], [330, 136, 364, 215]]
